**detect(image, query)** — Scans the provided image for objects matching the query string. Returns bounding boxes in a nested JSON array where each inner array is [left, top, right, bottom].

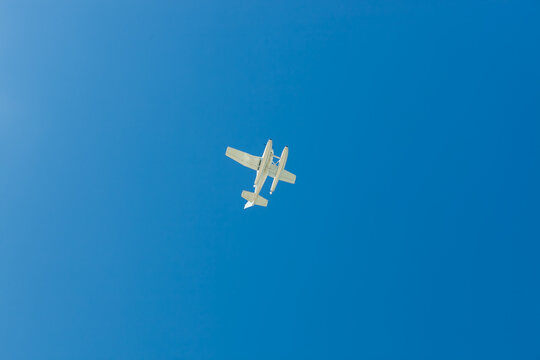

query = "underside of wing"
[[279, 169, 296, 184], [226, 147, 260, 171], [268, 163, 296, 184]]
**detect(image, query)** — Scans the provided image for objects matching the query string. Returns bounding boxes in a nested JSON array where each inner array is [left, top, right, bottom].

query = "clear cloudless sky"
[[1, 1, 539, 359]]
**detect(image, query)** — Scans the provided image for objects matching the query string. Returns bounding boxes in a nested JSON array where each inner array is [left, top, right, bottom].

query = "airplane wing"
[[268, 163, 296, 184], [226, 147, 260, 171]]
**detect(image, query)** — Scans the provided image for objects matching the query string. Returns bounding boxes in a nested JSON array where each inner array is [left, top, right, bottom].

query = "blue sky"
[[1, 1, 539, 359]]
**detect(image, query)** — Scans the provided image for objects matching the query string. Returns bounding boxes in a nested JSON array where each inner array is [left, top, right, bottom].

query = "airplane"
[[226, 139, 296, 209]]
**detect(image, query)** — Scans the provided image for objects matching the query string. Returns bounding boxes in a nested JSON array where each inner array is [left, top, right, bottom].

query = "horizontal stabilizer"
[[241, 191, 268, 208]]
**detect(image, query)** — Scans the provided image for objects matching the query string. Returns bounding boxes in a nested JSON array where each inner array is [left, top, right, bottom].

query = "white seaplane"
[[226, 139, 296, 209]]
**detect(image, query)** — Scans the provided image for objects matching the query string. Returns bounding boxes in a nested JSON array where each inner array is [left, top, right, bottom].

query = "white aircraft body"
[[226, 139, 296, 209]]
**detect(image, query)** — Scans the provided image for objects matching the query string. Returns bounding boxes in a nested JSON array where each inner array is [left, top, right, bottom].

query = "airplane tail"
[[241, 191, 268, 208]]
